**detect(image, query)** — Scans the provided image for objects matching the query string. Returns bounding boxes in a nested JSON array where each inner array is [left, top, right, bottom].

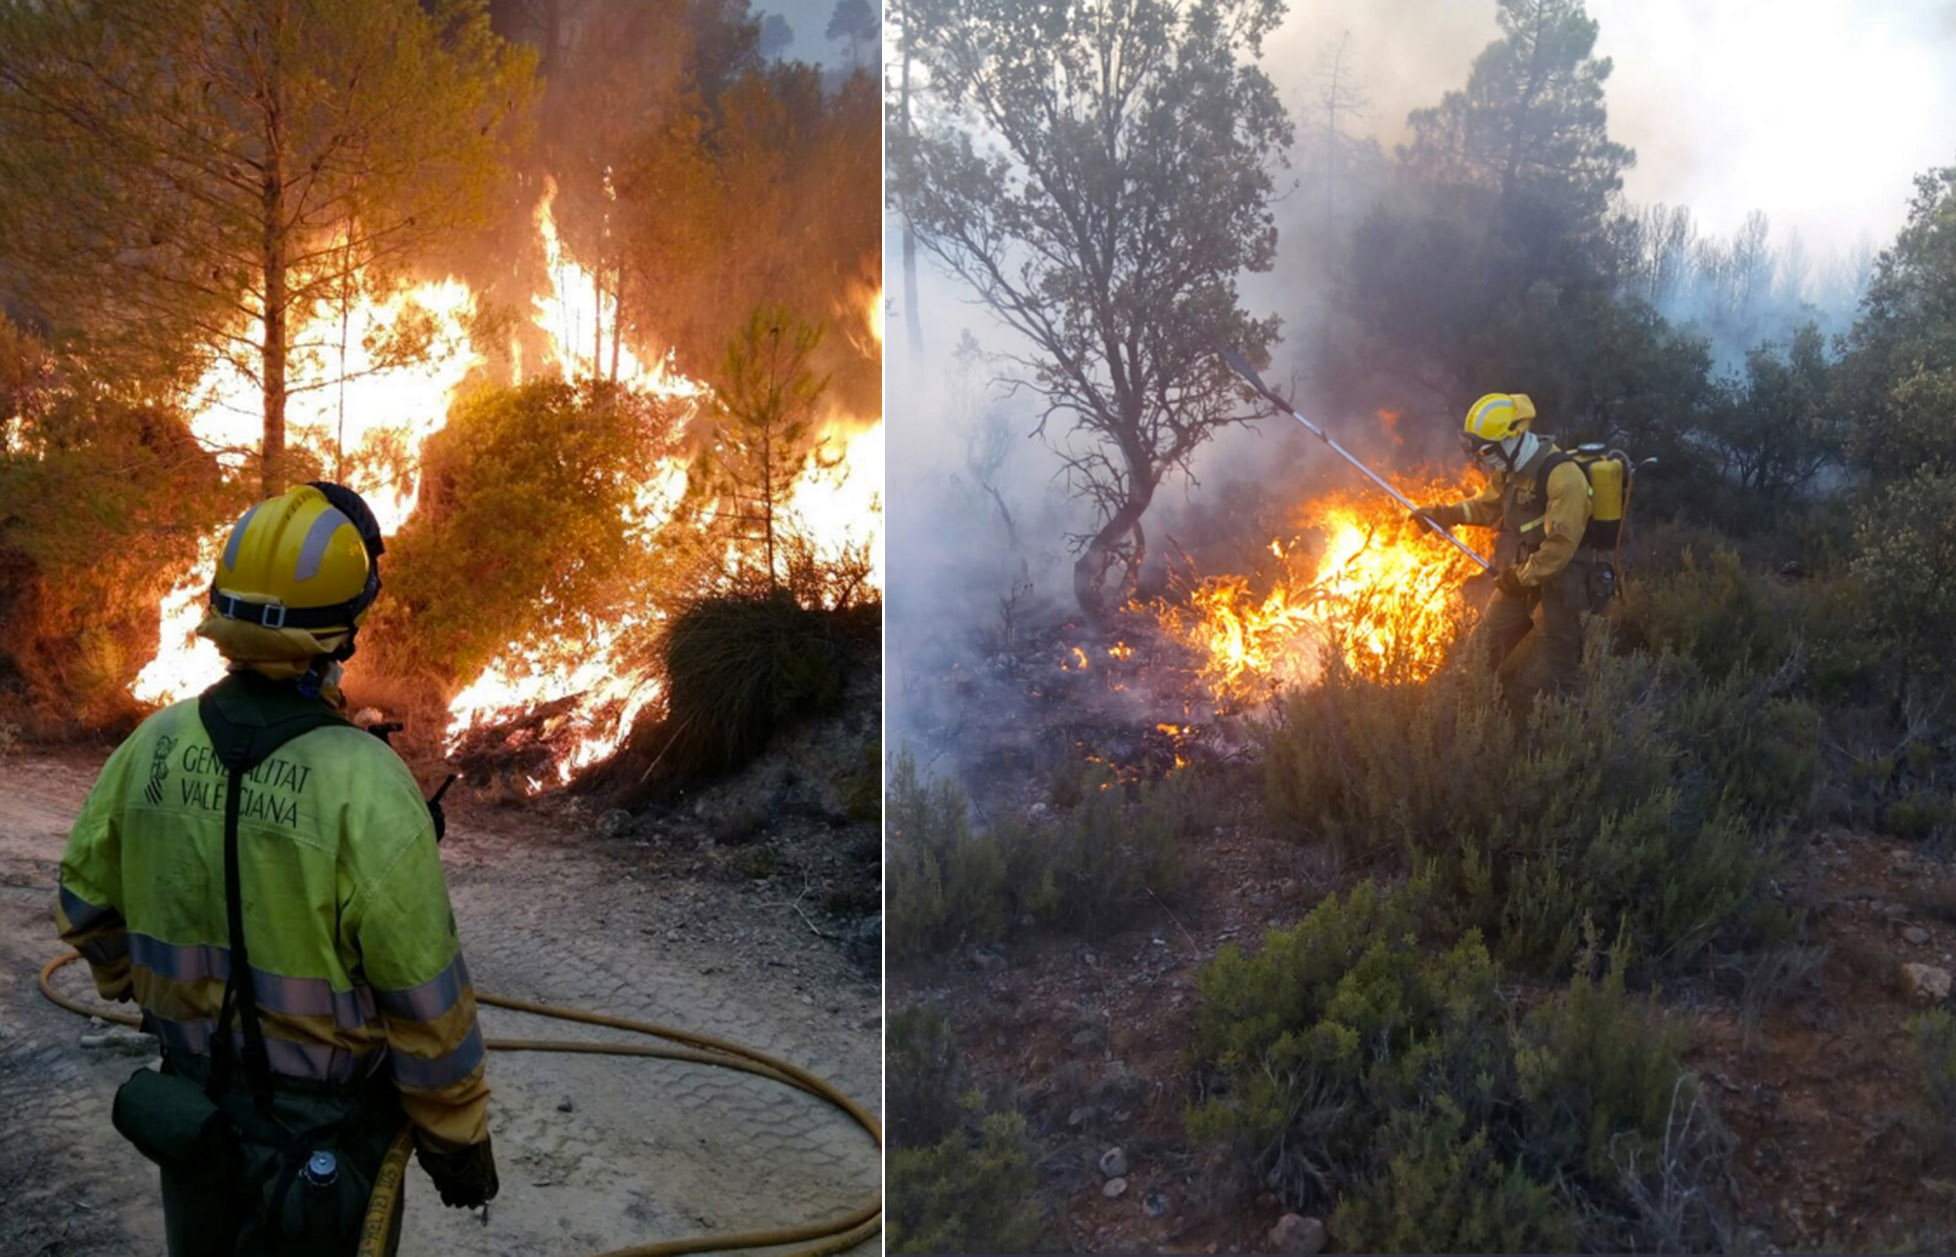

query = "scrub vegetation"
[[886, 0, 1956, 1250], [885, 751, 1209, 963]]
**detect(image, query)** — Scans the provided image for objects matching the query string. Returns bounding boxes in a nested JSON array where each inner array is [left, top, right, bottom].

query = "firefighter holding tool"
[[55, 482, 497, 1256], [1411, 393, 1614, 704]]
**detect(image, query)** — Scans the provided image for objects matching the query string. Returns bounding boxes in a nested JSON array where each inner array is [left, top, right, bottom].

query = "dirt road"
[[0, 752, 881, 1257]]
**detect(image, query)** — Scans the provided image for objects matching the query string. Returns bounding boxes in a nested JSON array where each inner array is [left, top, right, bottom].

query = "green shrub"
[[1612, 539, 1882, 701], [1333, 1102, 1571, 1254], [375, 378, 680, 686], [887, 1004, 967, 1147], [1020, 763, 1200, 933], [888, 1108, 1048, 1254], [1854, 468, 1956, 686], [1189, 889, 1725, 1252], [1832, 707, 1956, 849], [658, 591, 848, 774], [1511, 946, 1728, 1252], [1911, 1007, 1956, 1147], [886, 751, 1014, 962], [1261, 650, 1805, 972], [0, 321, 234, 732], [1613, 546, 1795, 680], [1189, 879, 1510, 1210], [888, 750, 1204, 962]]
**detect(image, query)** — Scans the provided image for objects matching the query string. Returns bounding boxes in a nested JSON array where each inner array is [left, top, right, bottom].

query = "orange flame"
[[133, 206, 879, 793], [131, 281, 484, 707], [1160, 468, 1487, 705]]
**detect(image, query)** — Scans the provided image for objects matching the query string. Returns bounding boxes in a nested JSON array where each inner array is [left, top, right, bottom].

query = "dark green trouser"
[[1479, 559, 1591, 709], [158, 1056, 406, 1257]]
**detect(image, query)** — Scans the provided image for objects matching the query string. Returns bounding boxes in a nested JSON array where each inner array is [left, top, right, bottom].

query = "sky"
[[752, 0, 868, 70], [1261, 0, 1956, 262]]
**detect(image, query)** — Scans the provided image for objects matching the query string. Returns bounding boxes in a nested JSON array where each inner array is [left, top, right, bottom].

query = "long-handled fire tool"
[[1217, 347, 1493, 571]]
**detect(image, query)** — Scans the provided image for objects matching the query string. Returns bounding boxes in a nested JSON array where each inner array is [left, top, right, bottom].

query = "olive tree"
[[902, 0, 1291, 617]]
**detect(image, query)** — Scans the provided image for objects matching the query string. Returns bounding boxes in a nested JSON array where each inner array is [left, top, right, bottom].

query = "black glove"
[[1409, 504, 1453, 529], [1495, 566, 1527, 596], [417, 1136, 499, 1208], [427, 775, 458, 845]]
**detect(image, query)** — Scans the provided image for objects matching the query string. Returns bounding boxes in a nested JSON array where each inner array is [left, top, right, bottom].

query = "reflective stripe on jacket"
[[1451, 444, 1591, 586], [55, 692, 490, 1151]]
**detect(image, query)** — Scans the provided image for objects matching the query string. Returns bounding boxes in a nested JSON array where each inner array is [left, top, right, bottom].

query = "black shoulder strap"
[[199, 674, 352, 1114], [1535, 450, 1576, 500]]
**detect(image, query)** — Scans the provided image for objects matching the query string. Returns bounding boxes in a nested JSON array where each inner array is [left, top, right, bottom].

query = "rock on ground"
[[1903, 962, 1952, 1005], [1269, 1213, 1327, 1255]]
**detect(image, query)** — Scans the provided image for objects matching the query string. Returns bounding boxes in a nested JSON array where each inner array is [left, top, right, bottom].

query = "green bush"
[[887, 1004, 967, 1147], [1854, 468, 1956, 686], [0, 320, 235, 732], [1612, 537, 1882, 700], [886, 750, 1014, 962], [1261, 650, 1810, 972], [888, 1108, 1048, 1254], [1018, 763, 1200, 934], [887, 750, 1205, 962], [1829, 705, 1956, 849], [659, 591, 848, 774], [1189, 888, 1725, 1252], [375, 378, 680, 686], [1911, 1007, 1956, 1148], [1613, 545, 1796, 680], [1332, 1102, 1572, 1254]]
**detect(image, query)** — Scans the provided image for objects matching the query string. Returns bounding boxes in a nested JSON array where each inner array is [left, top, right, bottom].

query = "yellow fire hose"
[[39, 952, 882, 1257]]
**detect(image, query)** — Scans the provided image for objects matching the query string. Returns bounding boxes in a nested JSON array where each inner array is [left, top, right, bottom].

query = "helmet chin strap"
[[1497, 431, 1538, 472], [296, 630, 357, 702]]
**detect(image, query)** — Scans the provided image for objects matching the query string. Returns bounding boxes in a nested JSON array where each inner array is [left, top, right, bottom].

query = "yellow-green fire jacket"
[[55, 691, 490, 1152]]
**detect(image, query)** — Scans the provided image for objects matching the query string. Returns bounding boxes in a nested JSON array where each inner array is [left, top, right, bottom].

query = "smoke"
[[1257, 0, 1956, 264], [888, 0, 1956, 751]]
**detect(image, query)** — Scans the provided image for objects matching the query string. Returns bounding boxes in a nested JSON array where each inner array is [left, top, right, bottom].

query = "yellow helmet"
[[1461, 393, 1537, 452], [209, 484, 381, 633]]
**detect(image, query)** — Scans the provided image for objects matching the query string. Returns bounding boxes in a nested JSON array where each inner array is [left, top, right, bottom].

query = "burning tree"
[[698, 306, 832, 596], [0, 0, 535, 497], [901, 0, 1292, 618]]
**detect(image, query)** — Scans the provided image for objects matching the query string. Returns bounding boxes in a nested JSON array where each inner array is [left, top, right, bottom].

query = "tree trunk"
[[610, 264, 625, 382], [899, 32, 923, 357], [260, 18, 288, 500], [593, 267, 604, 370], [1071, 490, 1151, 621], [761, 420, 777, 593]]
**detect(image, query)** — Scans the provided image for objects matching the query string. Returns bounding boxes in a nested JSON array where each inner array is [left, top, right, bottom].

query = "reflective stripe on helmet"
[[1470, 396, 1514, 435], [294, 507, 354, 583], [221, 501, 262, 573]]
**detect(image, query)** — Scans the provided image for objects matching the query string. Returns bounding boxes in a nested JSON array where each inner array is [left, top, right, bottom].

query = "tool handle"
[[429, 773, 460, 805], [1302, 421, 1493, 570], [1216, 347, 1493, 570]]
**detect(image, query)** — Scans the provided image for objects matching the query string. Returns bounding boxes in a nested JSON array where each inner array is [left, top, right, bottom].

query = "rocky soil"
[[0, 748, 881, 1257]]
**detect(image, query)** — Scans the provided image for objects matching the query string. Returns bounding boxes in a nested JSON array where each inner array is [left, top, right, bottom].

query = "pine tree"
[[702, 306, 831, 594], [0, 0, 535, 497]]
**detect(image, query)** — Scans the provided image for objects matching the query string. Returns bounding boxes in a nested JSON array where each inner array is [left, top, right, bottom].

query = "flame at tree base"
[[126, 181, 883, 792], [1158, 469, 1488, 707]]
